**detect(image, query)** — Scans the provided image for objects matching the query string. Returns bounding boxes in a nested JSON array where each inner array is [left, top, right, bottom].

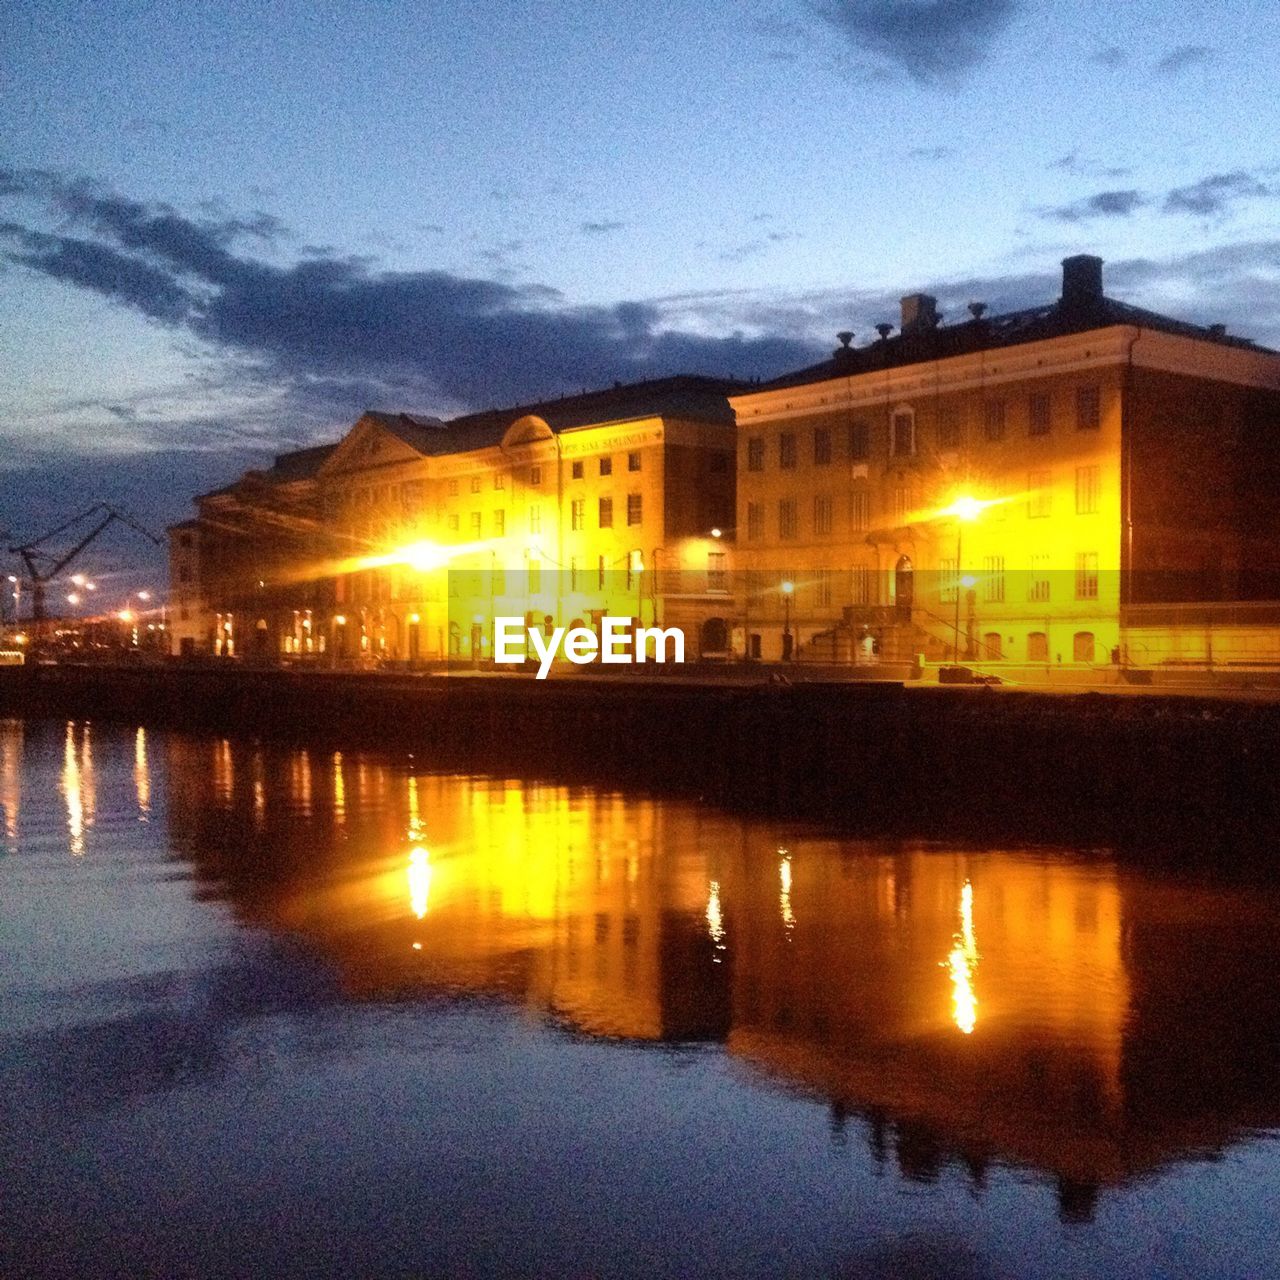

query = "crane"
[[8, 504, 163, 642]]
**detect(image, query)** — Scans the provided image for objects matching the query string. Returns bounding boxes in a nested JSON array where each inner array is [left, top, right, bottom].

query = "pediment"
[[318, 414, 434, 476]]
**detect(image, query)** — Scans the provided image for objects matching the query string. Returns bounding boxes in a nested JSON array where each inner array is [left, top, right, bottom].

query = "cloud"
[[1042, 189, 1147, 222], [907, 145, 954, 161], [579, 220, 625, 235], [814, 0, 1021, 84], [0, 168, 817, 441], [1163, 171, 1272, 217], [1156, 44, 1213, 75], [1091, 45, 1127, 69]]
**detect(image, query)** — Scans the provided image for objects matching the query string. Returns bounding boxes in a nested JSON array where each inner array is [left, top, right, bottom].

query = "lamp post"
[[781, 578, 794, 661], [943, 496, 982, 664]]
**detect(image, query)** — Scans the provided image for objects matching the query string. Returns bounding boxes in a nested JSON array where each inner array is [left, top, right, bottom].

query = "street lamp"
[[942, 495, 983, 664], [781, 578, 794, 661]]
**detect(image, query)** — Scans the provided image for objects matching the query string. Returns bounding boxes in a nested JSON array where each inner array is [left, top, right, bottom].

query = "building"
[[731, 256, 1280, 672], [171, 377, 739, 662]]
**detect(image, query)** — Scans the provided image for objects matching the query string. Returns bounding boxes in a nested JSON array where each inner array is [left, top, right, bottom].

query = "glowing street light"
[[396, 540, 448, 573]]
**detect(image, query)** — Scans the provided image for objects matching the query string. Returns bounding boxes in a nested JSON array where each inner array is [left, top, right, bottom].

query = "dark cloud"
[[814, 0, 1021, 84], [1042, 189, 1147, 222], [0, 168, 816, 436], [907, 145, 954, 161], [1157, 44, 1213, 75], [579, 220, 626, 235], [1091, 45, 1127, 69], [1164, 171, 1272, 217]]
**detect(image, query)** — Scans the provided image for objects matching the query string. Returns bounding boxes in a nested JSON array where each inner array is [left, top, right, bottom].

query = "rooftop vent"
[[833, 331, 856, 360], [968, 301, 988, 320], [875, 322, 894, 340], [1061, 254, 1104, 309], [900, 293, 939, 335], [1208, 323, 1227, 338]]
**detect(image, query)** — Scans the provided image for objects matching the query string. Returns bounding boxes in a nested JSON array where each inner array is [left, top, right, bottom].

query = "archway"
[[894, 555, 914, 621], [700, 616, 728, 655]]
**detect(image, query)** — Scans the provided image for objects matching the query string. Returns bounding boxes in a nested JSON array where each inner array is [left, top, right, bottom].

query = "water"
[[3, 718, 1280, 1279]]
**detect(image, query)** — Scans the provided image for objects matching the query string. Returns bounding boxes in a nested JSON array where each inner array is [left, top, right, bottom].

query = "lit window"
[[708, 551, 727, 591], [470, 511, 482, 536], [571, 498, 585, 531], [1075, 465, 1100, 514], [983, 555, 1006, 602], [1075, 552, 1099, 599], [470, 476, 482, 493], [1029, 554, 1050, 602], [494, 472, 505, 490], [447, 513, 459, 531], [628, 451, 641, 472], [778, 499, 797, 540], [494, 509, 505, 535]]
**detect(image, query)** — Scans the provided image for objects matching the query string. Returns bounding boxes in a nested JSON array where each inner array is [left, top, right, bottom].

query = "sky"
[[2, 0, 1279, 582]]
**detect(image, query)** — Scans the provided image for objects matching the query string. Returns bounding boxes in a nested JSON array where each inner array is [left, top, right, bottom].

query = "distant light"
[[335, 614, 347, 625], [408, 613, 421, 624], [137, 590, 152, 601], [710, 527, 723, 539], [118, 609, 134, 623], [66, 592, 81, 605], [70, 574, 86, 587], [85, 582, 96, 592], [5, 575, 16, 584], [780, 579, 794, 595], [945, 495, 983, 522], [960, 574, 977, 589]]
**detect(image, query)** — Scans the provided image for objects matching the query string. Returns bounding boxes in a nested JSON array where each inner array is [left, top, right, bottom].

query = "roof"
[[365, 375, 745, 456], [755, 294, 1273, 394], [265, 442, 338, 481]]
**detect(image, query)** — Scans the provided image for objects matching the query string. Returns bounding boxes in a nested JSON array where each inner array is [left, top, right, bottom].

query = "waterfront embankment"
[[2, 663, 1277, 856]]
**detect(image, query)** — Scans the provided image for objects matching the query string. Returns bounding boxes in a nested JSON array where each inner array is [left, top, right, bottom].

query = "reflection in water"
[[0, 719, 20, 845], [61, 721, 94, 856], [134, 727, 152, 821], [161, 735, 1280, 1219], [947, 880, 979, 1035]]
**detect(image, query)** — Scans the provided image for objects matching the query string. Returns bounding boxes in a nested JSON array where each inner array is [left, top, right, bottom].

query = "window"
[[1073, 631, 1096, 663], [447, 513, 459, 531], [598, 555, 606, 588], [528, 560, 542, 592], [599, 455, 613, 476], [779, 499, 797, 540], [813, 494, 833, 535], [815, 568, 833, 607], [1027, 631, 1049, 662], [1075, 465, 1100, 514], [983, 555, 1006, 602], [530, 506, 542, 534], [1029, 554, 1050, 602], [852, 566, 874, 604], [627, 451, 641, 472], [470, 511, 482, 537], [940, 556, 958, 604], [1029, 391, 1051, 436], [494, 472, 505, 490], [1077, 385, 1101, 431], [708, 551, 727, 591], [747, 437, 765, 471], [779, 433, 797, 469], [571, 460, 584, 479], [1075, 552, 1099, 599], [891, 410, 915, 457], [571, 498, 585, 531], [814, 427, 832, 465], [983, 632, 1003, 660], [494, 509, 505, 536], [851, 490, 870, 531], [849, 420, 870, 461], [529, 465, 542, 485], [893, 486, 910, 523], [984, 400, 1006, 441], [627, 493, 642, 526], [747, 502, 764, 542], [598, 496, 613, 528], [448, 478, 459, 496], [937, 407, 961, 448], [470, 476, 482, 493], [570, 556, 578, 591], [1028, 469, 1052, 518]]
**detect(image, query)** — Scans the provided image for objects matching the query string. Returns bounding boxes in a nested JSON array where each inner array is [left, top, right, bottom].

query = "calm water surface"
[[3, 718, 1280, 1279]]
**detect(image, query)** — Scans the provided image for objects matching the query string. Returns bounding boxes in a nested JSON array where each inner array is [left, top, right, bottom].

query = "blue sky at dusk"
[[3, 0, 1279, 556]]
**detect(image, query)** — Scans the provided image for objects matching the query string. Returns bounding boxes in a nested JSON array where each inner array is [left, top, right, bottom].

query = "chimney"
[[900, 293, 939, 335], [1061, 255, 1104, 308]]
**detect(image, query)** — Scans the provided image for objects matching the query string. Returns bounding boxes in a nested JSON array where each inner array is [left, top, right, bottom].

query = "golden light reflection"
[[779, 848, 795, 934], [333, 751, 346, 824], [62, 722, 86, 857], [134, 727, 151, 820], [706, 880, 726, 961], [0, 719, 21, 844], [947, 879, 980, 1035], [408, 846, 432, 919]]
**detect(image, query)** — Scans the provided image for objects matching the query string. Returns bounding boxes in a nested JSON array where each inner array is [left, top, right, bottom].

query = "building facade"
[[730, 256, 1280, 671], [171, 377, 738, 662]]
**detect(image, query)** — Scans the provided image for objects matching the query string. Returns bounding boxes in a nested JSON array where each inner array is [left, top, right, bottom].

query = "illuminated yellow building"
[[731, 256, 1280, 671], [172, 378, 738, 662]]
